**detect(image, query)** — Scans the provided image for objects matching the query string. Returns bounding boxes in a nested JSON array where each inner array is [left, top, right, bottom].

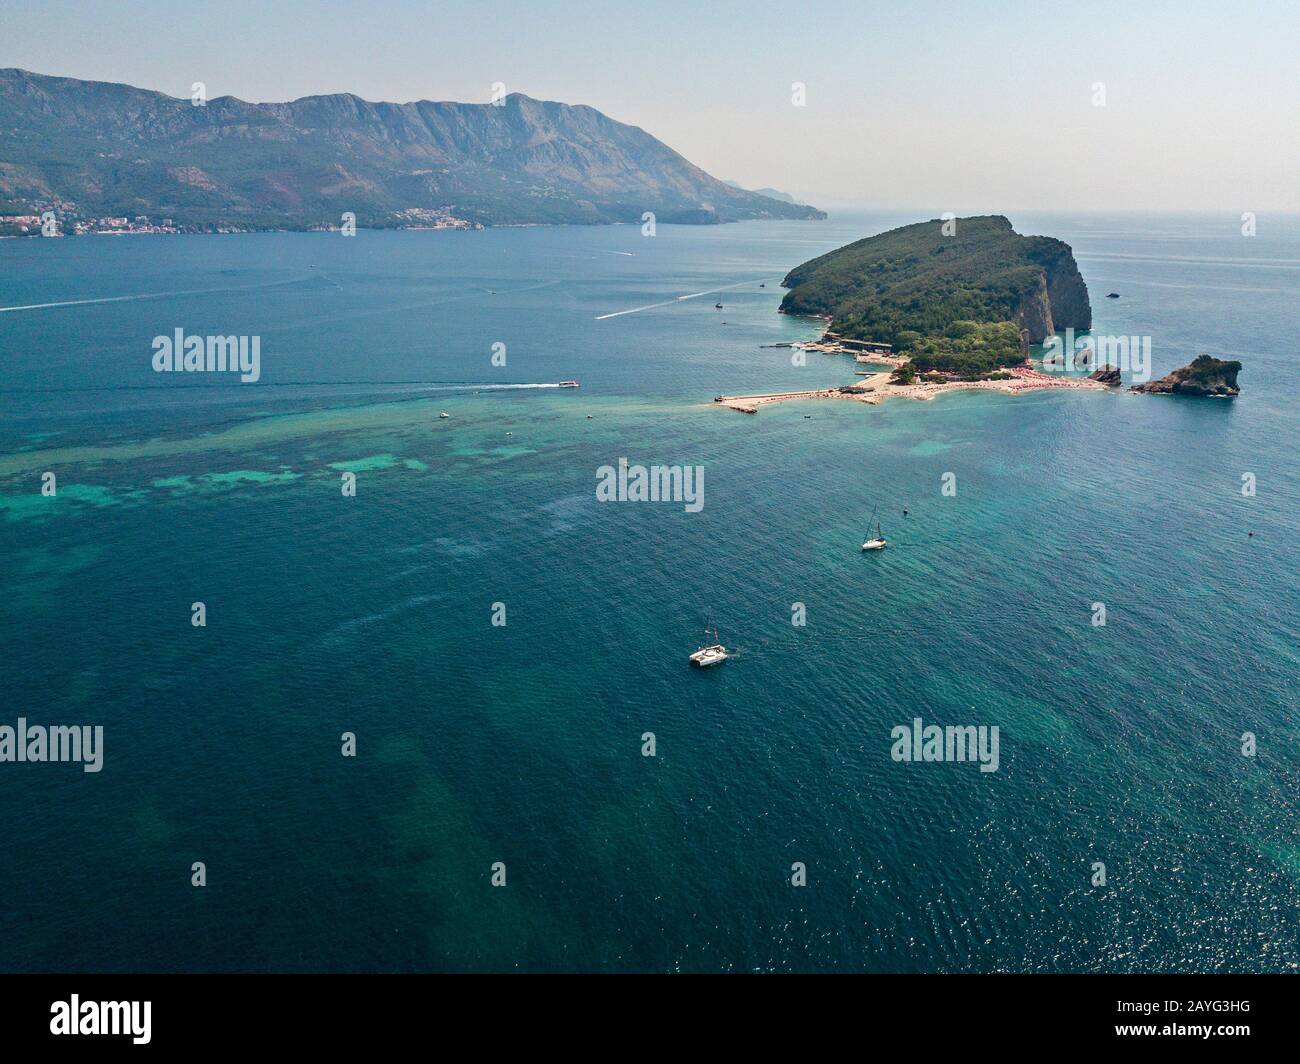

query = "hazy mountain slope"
[[723, 180, 804, 205], [0, 69, 825, 229]]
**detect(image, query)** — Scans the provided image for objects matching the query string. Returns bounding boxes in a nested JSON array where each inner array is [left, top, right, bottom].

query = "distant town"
[[0, 207, 481, 238], [0, 211, 181, 237]]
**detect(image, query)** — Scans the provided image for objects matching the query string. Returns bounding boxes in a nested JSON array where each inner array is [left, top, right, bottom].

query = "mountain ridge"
[[0, 68, 825, 230]]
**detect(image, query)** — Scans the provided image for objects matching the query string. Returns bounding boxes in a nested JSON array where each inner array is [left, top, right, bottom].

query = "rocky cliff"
[[1024, 236, 1093, 342]]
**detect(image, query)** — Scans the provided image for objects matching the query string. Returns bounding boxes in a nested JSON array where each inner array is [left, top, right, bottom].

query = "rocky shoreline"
[[1130, 355, 1242, 397]]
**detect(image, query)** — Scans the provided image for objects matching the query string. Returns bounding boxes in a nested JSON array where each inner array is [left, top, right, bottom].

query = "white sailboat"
[[862, 510, 887, 551], [689, 626, 729, 667]]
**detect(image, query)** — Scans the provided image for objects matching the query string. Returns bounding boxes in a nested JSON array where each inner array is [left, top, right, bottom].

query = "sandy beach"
[[716, 356, 1108, 413]]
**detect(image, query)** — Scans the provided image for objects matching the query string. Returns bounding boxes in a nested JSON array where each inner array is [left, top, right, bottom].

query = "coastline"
[[4, 217, 822, 239], [715, 358, 1108, 413]]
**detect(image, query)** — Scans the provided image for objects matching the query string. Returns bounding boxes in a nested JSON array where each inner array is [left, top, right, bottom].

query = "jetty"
[[824, 332, 895, 356], [786, 333, 908, 367]]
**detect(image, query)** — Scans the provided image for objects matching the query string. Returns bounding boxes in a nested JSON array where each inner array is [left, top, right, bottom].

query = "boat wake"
[[431, 382, 562, 391], [0, 274, 317, 314], [594, 278, 771, 320]]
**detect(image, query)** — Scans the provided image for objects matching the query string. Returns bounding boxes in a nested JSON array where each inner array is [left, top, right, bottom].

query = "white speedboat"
[[689, 627, 729, 667], [439, 411, 450, 419]]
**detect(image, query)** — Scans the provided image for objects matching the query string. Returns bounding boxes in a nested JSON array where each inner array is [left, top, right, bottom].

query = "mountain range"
[[0, 69, 824, 231]]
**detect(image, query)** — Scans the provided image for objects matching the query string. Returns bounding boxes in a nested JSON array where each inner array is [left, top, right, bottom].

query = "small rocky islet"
[[1129, 354, 1242, 397]]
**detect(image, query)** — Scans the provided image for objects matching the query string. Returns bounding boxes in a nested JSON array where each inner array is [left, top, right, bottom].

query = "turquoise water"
[[1, 213, 1297, 972]]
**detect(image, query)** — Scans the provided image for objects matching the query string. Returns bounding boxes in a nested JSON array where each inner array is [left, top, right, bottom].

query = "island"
[[1130, 355, 1242, 397], [715, 216, 1108, 412]]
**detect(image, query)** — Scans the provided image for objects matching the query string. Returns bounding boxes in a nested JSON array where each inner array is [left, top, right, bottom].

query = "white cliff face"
[[1032, 237, 1093, 334], [1015, 273, 1055, 344]]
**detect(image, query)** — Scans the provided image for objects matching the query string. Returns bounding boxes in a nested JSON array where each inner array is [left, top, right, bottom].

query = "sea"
[[1, 210, 1297, 972]]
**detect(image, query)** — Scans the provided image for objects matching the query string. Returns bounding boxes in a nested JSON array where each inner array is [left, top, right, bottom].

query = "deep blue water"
[[1, 212, 1297, 972]]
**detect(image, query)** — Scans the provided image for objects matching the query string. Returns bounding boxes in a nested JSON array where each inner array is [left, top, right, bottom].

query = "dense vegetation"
[[1179, 355, 1242, 388], [781, 216, 1091, 376], [900, 320, 1026, 379]]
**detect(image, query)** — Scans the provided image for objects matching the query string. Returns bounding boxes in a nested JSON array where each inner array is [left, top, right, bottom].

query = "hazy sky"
[[4, 0, 1297, 211]]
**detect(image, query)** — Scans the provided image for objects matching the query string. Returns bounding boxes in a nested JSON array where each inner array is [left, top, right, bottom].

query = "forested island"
[[780, 216, 1091, 380], [716, 216, 1111, 411]]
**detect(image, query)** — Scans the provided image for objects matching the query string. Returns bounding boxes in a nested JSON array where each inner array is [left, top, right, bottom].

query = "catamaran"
[[689, 627, 729, 667]]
